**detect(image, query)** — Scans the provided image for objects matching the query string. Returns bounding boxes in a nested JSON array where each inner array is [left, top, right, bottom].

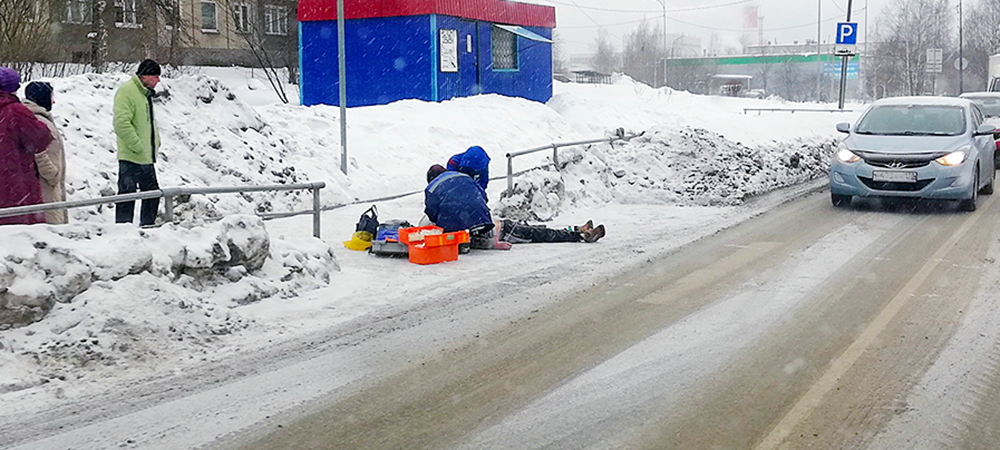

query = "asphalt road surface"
[[238, 191, 1000, 450]]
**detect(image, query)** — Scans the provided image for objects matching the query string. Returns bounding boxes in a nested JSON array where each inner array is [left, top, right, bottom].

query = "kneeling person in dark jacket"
[[424, 165, 605, 248]]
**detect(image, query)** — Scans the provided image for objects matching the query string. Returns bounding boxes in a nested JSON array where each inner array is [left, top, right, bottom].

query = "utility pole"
[[959, 0, 964, 94], [838, 0, 854, 110], [653, 0, 667, 87], [817, 0, 822, 102], [337, 0, 348, 175]]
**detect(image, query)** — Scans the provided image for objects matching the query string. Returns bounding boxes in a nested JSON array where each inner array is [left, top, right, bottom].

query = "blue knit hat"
[[25, 82, 53, 111], [0, 67, 20, 94]]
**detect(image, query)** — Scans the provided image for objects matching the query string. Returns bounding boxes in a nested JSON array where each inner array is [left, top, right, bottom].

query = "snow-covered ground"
[[0, 71, 858, 446]]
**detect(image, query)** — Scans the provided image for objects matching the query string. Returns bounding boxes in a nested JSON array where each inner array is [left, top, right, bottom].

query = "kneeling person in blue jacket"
[[424, 165, 605, 249]]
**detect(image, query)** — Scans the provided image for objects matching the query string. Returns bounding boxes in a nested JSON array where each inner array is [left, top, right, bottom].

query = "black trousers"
[[116, 160, 160, 226], [499, 220, 582, 244]]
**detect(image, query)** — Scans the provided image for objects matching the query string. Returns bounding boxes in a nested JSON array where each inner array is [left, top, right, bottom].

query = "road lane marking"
[[754, 195, 999, 450], [640, 242, 782, 305]]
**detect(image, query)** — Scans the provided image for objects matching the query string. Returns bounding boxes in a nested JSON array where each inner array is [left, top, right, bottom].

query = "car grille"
[[858, 176, 934, 191], [866, 160, 931, 169]]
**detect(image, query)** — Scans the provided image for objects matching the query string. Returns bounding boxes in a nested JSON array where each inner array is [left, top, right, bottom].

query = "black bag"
[[355, 205, 379, 236]]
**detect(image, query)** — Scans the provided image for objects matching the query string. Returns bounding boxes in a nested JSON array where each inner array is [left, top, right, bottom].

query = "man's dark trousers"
[[116, 160, 159, 226]]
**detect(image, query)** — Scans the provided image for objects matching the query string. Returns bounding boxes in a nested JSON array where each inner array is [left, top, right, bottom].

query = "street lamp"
[[653, 0, 667, 86]]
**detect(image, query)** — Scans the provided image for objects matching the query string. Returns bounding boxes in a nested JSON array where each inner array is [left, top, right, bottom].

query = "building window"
[[114, 0, 137, 28], [64, 0, 91, 24], [492, 26, 518, 70], [201, 1, 217, 31], [264, 5, 287, 36], [232, 3, 251, 34]]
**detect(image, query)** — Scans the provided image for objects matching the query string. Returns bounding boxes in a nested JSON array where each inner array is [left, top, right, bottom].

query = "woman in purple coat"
[[0, 67, 54, 225]]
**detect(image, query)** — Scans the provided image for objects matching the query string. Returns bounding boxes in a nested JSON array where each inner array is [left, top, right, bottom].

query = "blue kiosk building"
[[298, 0, 557, 107]]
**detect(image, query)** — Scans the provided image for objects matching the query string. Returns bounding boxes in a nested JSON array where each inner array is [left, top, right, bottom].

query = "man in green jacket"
[[114, 59, 162, 226]]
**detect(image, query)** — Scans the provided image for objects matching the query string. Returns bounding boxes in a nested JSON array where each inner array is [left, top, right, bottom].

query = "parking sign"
[[836, 23, 857, 45]]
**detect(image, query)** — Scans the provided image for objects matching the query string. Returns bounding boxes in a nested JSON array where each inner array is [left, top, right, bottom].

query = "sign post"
[[337, 0, 348, 175], [926, 48, 943, 95], [835, 12, 857, 110]]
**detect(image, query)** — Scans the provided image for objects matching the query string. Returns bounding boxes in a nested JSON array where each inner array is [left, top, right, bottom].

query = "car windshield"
[[855, 105, 967, 136], [963, 96, 1000, 117]]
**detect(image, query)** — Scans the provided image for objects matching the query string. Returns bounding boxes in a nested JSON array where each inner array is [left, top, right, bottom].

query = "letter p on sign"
[[837, 22, 858, 45]]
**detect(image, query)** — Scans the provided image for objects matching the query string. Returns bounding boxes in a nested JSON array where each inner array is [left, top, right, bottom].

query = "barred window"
[[492, 26, 518, 70], [64, 0, 92, 24], [264, 5, 287, 36], [232, 3, 251, 34], [114, 0, 137, 28], [201, 1, 217, 31]]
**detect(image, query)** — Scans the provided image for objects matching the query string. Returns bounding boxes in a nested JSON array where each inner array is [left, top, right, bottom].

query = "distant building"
[[297, 0, 557, 107], [41, 0, 297, 68]]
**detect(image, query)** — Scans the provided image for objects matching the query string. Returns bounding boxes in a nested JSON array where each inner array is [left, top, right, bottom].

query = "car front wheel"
[[832, 193, 851, 207], [981, 168, 995, 195], [962, 171, 979, 212]]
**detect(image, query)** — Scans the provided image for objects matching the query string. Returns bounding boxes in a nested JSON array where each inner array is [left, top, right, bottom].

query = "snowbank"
[[0, 215, 337, 394]]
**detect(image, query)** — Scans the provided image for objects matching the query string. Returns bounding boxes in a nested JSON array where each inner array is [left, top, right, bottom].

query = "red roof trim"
[[299, 0, 556, 28]]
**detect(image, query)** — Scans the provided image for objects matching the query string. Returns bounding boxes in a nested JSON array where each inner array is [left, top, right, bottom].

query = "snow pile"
[[497, 126, 836, 221], [39, 73, 329, 225], [0, 216, 337, 393]]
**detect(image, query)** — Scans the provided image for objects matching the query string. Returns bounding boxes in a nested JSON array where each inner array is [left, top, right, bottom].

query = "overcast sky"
[[532, 0, 896, 56]]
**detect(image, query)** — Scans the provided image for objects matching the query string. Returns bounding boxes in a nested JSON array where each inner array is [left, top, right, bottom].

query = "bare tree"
[[216, 0, 291, 103], [552, 29, 569, 75], [0, 0, 55, 72], [591, 29, 619, 74], [866, 0, 953, 97], [963, 0, 1000, 90], [621, 19, 663, 87]]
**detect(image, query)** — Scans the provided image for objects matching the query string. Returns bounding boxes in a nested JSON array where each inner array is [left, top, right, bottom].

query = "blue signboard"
[[824, 62, 859, 79], [836, 22, 858, 45]]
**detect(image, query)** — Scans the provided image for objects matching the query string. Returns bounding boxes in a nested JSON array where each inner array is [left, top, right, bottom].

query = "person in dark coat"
[[424, 164, 494, 235], [424, 165, 606, 249], [0, 67, 54, 225], [447, 146, 491, 191]]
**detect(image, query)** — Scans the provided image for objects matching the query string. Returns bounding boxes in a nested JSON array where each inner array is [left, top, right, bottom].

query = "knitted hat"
[[0, 67, 20, 94], [136, 59, 161, 76], [24, 81, 53, 111], [426, 164, 447, 183]]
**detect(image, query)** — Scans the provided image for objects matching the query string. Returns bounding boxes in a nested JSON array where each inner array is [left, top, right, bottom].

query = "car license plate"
[[872, 170, 917, 183]]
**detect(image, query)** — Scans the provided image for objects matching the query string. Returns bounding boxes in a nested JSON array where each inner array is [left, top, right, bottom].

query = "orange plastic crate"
[[408, 242, 459, 265], [400, 228, 469, 265], [424, 230, 470, 247]]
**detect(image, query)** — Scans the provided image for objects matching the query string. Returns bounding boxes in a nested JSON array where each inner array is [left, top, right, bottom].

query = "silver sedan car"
[[829, 96, 997, 211]]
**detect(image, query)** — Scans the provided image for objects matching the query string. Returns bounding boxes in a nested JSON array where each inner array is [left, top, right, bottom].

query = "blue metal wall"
[[301, 16, 433, 107], [477, 25, 552, 103], [300, 14, 552, 107]]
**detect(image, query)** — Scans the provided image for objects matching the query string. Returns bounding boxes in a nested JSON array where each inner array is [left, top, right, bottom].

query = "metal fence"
[[505, 131, 642, 196], [0, 182, 327, 238], [743, 108, 854, 115]]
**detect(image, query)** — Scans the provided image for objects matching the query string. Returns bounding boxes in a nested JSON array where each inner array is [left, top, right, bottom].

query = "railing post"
[[507, 154, 514, 197], [163, 195, 174, 224], [552, 144, 560, 170], [312, 186, 321, 239]]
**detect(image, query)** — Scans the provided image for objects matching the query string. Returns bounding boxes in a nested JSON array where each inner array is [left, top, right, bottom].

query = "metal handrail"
[[0, 182, 327, 238], [505, 132, 642, 196], [743, 108, 854, 115]]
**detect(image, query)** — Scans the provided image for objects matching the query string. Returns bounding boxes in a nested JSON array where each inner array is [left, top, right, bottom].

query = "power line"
[[541, 0, 754, 14]]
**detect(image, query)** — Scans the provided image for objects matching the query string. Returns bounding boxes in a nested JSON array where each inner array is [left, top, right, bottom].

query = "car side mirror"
[[836, 122, 851, 133], [975, 124, 997, 136]]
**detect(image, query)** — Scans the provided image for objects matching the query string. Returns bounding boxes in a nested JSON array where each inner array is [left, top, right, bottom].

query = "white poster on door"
[[440, 29, 458, 73]]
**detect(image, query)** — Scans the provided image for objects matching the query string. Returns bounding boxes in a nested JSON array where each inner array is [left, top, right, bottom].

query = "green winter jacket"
[[114, 76, 160, 165]]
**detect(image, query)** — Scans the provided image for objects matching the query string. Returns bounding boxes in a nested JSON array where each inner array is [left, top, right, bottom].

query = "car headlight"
[[935, 150, 968, 166], [836, 147, 861, 163]]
